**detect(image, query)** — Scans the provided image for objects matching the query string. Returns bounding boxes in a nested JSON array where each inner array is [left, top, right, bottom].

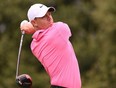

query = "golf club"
[[15, 31, 32, 88], [16, 31, 25, 78]]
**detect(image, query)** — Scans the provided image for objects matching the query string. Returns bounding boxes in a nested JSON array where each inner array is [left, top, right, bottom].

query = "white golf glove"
[[20, 20, 35, 34]]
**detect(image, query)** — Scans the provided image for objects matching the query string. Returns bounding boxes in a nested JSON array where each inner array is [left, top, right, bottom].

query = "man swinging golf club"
[[18, 3, 81, 88]]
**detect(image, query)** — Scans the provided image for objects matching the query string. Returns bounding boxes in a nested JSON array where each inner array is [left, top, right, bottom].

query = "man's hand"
[[20, 20, 35, 34]]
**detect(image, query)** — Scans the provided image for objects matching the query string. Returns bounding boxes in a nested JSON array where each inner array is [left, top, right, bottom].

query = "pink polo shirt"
[[31, 22, 81, 88]]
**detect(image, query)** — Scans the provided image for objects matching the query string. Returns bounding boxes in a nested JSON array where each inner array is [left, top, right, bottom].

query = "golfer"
[[20, 3, 81, 88]]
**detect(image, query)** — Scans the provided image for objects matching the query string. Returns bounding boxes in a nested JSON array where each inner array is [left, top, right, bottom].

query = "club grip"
[[21, 31, 25, 35]]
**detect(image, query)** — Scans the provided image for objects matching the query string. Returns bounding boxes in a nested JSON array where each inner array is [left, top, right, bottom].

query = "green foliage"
[[0, 0, 115, 88]]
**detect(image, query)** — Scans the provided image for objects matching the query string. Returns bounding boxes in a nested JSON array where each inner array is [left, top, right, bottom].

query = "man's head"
[[27, 3, 55, 30]]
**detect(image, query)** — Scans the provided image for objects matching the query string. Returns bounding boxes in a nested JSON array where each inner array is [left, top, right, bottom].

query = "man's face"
[[31, 12, 54, 30]]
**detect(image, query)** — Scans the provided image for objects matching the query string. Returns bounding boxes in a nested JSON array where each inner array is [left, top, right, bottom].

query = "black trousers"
[[51, 85, 65, 88]]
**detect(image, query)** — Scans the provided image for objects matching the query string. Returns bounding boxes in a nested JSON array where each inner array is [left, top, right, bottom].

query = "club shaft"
[[16, 32, 25, 78]]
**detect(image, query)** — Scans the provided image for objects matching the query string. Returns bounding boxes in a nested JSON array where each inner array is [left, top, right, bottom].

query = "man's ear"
[[31, 20, 38, 27]]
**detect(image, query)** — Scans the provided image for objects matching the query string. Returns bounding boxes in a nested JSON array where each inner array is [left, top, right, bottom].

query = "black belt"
[[51, 85, 65, 88]]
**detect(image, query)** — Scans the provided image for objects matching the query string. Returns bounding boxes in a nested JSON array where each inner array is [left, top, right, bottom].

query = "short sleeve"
[[58, 22, 72, 40]]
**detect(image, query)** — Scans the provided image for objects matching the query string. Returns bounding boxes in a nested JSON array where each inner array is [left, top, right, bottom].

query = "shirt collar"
[[32, 30, 45, 40], [32, 23, 54, 40]]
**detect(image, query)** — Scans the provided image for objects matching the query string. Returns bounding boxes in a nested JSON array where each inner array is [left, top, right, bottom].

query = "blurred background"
[[0, 0, 116, 88]]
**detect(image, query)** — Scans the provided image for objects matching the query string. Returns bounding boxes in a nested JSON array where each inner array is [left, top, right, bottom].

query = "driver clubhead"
[[16, 74, 32, 88]]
